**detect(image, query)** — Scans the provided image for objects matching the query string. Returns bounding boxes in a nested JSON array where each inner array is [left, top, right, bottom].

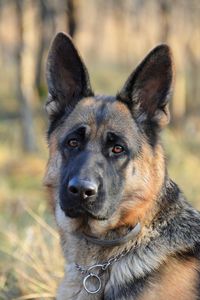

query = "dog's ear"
[[46, 32, 93, 119], [118, 45, 173, 128]]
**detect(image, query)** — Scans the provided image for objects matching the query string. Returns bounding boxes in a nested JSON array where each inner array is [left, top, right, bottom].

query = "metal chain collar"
[[75, 246, 133, 294]]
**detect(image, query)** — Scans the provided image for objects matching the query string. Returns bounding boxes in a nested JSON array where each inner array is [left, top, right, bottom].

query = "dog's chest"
[[57, 262, 107, 300], [58, 249, 151, 300]]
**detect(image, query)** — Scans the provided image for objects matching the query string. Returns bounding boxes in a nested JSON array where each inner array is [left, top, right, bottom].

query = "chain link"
[[75, 263, 88, 275], [75, 246, 136, 294], [75, 245, 133, 277]]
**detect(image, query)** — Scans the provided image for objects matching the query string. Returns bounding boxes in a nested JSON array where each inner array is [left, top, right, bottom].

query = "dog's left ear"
[[118, 45, 173, 128], [46, 32, 93, 120]]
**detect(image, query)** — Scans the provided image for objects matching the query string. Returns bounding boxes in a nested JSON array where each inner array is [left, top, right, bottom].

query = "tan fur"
[[138, 257, 199, 300], [117, 142, 165, 227], [44, 133, 60, 188]]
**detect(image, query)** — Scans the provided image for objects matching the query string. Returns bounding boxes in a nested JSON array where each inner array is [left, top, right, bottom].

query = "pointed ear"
[[46, 32, 93, 119], [118, 45, 174, 128]]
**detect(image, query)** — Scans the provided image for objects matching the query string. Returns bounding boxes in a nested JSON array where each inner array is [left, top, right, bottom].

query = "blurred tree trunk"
[[34, 1, 56, 98], [0, 0, 4, 61], [159, 0, 170, 42], [15, 0, 37, 152], [186, 45, 199, 114], [66, 0, 77, 38], [159, 0, 186, 125], [34, 0, 47, 97]]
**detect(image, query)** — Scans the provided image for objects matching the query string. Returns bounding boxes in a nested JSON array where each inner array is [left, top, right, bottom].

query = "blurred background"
[[0, 0, 200, 299]]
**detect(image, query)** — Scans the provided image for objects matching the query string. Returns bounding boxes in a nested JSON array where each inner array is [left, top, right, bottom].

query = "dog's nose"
[[68, 178, 97, 199]]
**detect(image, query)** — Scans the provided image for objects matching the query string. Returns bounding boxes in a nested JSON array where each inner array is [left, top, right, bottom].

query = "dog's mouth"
[[63, 207, 84, 218], [62, 205, 108, 221]]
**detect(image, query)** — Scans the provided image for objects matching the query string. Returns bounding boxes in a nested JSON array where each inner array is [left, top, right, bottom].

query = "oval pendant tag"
[[83, 273, 102, 294]]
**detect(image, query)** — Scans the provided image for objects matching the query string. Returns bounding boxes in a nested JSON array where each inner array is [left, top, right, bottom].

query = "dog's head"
[[44, 33, 173, 233]]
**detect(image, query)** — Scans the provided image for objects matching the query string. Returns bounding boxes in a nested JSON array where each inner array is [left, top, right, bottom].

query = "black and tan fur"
[[44, 32, 200, 300]]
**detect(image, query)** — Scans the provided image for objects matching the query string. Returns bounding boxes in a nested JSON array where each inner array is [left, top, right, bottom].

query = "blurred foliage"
[[0, 0, 200, 299]]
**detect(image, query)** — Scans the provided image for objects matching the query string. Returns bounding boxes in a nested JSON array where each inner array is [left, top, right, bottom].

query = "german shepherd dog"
[[44, 32, 200, 300]]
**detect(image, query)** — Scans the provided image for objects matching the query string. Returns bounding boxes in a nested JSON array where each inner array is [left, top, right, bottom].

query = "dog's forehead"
[[61, 96, 138, 137]]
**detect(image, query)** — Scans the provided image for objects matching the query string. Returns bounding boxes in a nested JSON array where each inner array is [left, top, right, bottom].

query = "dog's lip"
[[86, 211, 108, 221], [61, 204, 108, 221], [64, 208, 84, 218], [60, 204, 84, 218]]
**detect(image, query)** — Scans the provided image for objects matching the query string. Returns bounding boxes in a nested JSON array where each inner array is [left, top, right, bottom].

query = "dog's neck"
[[79, 222, 141, 247]]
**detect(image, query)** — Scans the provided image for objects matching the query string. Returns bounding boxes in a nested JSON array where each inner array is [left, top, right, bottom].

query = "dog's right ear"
[[46, 32, 93, 120], [117, 45, 173, 129]]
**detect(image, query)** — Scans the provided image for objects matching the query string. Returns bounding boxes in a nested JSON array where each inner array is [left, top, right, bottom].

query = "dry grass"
[[0, 206, 63, 300]]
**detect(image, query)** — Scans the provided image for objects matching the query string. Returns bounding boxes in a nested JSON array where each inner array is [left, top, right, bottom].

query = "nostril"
[[69, 186, 79, 194], [85, 189, 96, 197]]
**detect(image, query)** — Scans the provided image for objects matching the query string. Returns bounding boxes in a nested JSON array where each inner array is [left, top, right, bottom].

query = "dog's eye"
[[68, 139, 79, 148], [112, 145, 124, 154]]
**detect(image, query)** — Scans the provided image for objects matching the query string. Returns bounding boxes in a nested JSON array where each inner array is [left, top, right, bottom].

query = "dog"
[[44, 32, 200, 300]]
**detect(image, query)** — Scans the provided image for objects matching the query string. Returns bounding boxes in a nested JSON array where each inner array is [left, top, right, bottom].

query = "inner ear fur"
[[118, 44, 174, 128], [46, 32, 93, 119]]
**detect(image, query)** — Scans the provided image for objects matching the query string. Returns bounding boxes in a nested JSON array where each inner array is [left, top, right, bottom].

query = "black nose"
[[68, 178, 97, 199]]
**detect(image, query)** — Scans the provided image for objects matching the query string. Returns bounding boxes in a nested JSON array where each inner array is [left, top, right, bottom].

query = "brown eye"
[[68, 139, 79, 148], [112, 145, 124, 154]]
